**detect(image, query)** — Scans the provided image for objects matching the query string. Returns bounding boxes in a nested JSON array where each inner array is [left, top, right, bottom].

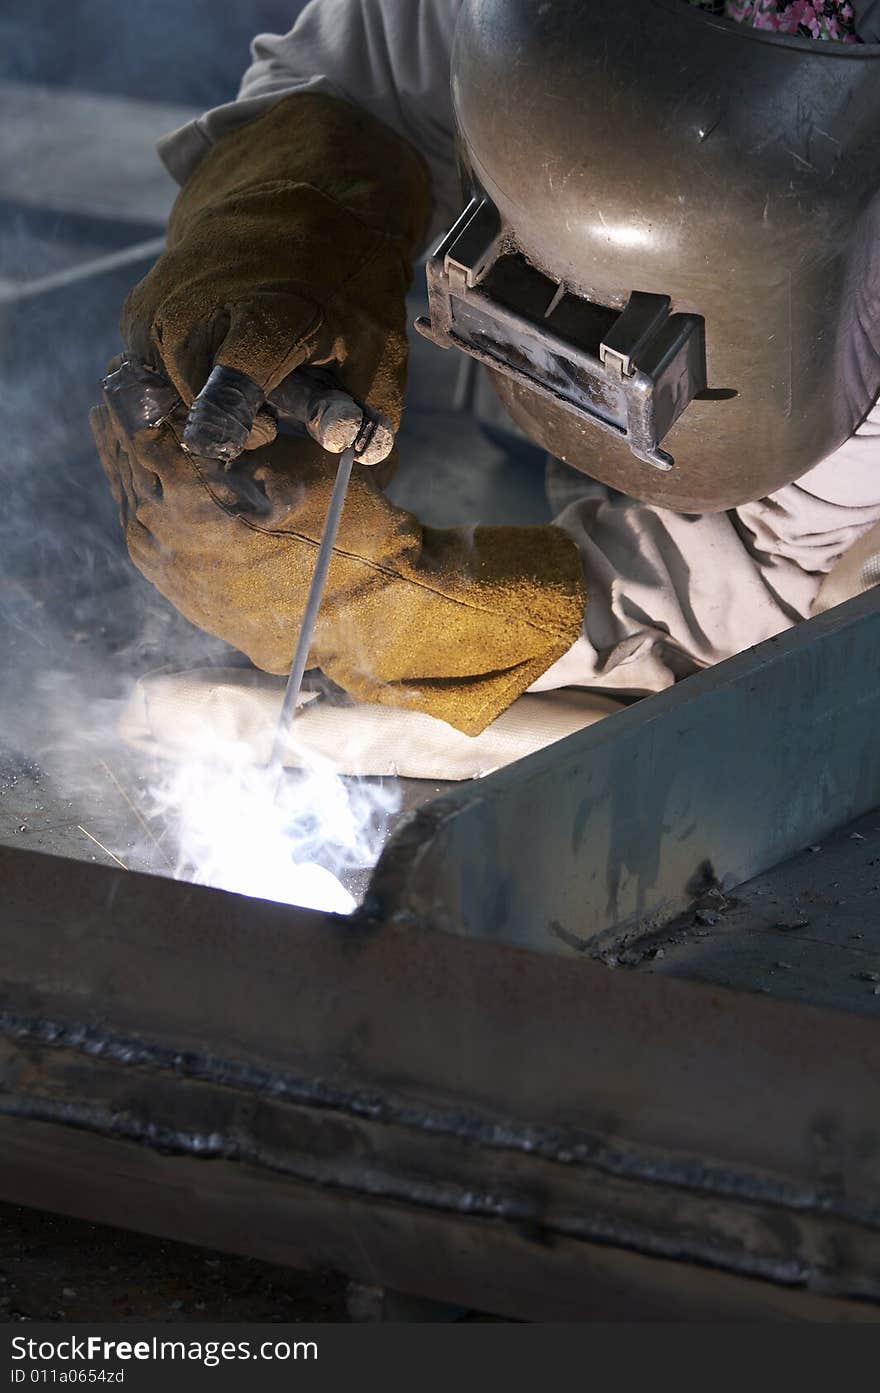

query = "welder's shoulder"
[[242, 0, 462, 105], [160, 0, 462, 230]]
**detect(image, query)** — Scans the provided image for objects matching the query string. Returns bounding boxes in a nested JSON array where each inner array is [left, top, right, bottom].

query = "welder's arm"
[[122, 89, 431, 462], [158, 0, 463, 246], [528, 438, 880, 702], [102, 74, 586, 735]]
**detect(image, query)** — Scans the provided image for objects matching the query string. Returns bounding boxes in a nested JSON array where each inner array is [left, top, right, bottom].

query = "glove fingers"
[[94, 363, 195, 527], [156, 292, 322, 461], [89, 404, 123, 510], [211, 292, 323, 395], [90, 401, 155, 529], [153, 289, 322, 407], [120, 278, 161, 375]]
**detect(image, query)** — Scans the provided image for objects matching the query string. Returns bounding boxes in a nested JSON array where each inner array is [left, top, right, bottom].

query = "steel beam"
[[1, 841, 879, 1318], [3, 591, 880, 1316], [370, 588, 880, 955]]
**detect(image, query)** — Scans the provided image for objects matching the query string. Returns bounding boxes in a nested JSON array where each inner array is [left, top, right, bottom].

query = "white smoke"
[[146, 735, 400, 914], [15, 655, 402, 918]]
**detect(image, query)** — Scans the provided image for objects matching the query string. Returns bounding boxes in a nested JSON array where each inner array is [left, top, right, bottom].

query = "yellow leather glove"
[[121, 92, 429, 460], [91, 363, 586, 736], [97, 92, 586, 733]]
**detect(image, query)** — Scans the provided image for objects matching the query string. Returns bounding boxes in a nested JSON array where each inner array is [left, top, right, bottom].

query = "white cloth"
[[120, 668, 623, 780], [157, 0, 880, 700]]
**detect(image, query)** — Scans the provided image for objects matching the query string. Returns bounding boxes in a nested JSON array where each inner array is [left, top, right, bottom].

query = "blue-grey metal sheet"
[[370, 588, 880, 954]]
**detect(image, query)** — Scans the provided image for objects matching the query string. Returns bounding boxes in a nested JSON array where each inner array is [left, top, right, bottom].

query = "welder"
[[91, 0, 880, 739]]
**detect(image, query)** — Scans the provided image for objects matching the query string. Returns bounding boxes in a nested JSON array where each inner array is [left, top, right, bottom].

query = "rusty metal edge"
[[2, 840, 880, 1313], [0, 1004, 876, 1229], [0, 1113, 874, 1322], [366, 588, 880, 954], [1, 1024, 880, 1317]]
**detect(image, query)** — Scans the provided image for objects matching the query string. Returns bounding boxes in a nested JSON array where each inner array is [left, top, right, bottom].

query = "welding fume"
[[90, 0, 880, 907]]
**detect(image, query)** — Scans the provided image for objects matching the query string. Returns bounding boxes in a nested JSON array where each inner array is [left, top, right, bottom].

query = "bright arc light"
[[147, 738, 398, 915]]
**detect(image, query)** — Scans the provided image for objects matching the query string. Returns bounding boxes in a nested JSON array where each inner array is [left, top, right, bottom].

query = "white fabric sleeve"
[[532, 396, 880, 697], [157, 0, 463, 242]]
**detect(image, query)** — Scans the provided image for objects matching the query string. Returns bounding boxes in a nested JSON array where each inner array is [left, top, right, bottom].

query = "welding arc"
[[268, 445, 355, 777]]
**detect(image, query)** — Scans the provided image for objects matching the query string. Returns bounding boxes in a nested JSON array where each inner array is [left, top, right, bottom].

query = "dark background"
[[0, 1, 309, 106]]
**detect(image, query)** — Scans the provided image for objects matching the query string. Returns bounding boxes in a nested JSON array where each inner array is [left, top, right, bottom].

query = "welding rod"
[[267, 442, 356, 778], [100, 356, 389, 782], [169, 360, 392, 779]]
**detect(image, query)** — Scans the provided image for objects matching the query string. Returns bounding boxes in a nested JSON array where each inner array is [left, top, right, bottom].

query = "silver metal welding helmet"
[[417, 0, 880, 512]]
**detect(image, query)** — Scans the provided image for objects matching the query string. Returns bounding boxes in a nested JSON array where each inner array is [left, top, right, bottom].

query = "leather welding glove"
[[121, 92, 428, 460], [91, 367, 585, 736], [103, 91, 585, 732]]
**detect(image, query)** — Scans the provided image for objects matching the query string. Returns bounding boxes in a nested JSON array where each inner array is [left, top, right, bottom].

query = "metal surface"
[[1, 839, 879, 1320], [2, 591, 880, 1316], [631, 802, 880, 1017], [369, 587, 880, 957], [2, 602, 880, 1319], [450, 0, 880, 510]]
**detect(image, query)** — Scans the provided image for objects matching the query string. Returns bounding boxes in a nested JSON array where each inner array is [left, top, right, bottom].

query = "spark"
[[77, 825, 128, 871], [98, 758, 175, 872]]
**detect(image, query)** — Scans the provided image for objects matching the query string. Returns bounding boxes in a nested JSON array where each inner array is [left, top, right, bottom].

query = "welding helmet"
[[418, 0, 880, 512]]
